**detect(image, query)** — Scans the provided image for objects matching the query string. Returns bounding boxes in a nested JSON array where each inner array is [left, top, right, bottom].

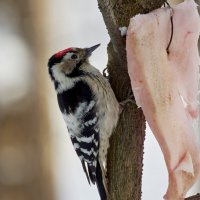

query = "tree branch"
[[97, 0, 165, 200], [185, 194, 200, 200]]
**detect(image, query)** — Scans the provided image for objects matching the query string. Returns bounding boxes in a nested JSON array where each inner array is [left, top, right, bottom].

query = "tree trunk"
[[97, 1, 165, 200], [97, 0, 200, 200]]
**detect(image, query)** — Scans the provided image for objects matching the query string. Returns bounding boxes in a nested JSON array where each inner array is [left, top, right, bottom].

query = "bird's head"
[[48, 44, 100, 81]]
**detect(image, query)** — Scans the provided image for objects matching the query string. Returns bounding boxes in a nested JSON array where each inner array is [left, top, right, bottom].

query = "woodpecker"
[[48, 44, 119, 200]]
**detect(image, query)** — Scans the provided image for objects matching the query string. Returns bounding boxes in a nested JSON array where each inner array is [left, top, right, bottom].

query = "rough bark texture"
[[97, 0, 200, 200], [185, 194, 200, 200], [97, 1, 165, 200]]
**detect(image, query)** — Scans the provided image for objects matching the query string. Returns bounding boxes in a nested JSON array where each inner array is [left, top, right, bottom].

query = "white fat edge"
[[179, 93, 199, 110], [180, 94, 188, 108], [197, 68, 200, 144], [129, 13, 143, 33], [192, 117, 199, 144], [179, 92, 200, 144], [119, 26, 127, 36], [194, 64, 200, 143], [133, 86, 142, 108], [174, 152, 194, 176]]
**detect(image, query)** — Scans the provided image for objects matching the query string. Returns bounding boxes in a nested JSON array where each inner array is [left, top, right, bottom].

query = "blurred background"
[[0, 0, 199, 200]]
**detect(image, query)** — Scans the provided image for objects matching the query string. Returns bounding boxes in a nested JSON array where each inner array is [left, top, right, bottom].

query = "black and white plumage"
[[48, 44, 119, 200]]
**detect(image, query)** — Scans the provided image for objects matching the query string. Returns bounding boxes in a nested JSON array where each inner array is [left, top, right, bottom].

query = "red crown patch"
[[54, 48, 74, 58]]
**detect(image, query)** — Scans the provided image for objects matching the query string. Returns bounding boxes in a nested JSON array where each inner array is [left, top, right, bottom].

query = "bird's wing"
[[57, 80, 100, 183]]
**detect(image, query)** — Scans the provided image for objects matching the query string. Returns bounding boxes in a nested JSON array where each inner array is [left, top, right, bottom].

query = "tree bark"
[[185, 194, 200, 200], [97, 0, 165, 200], [97, 0, 200, 200]]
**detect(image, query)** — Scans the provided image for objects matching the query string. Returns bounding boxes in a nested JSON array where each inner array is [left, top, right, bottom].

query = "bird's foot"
[[119, 91, 135, 113], [103, 67, 109, 79]]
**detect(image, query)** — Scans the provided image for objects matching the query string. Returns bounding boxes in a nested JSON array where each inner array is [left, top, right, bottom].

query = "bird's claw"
[[103, 67, 109, 79]]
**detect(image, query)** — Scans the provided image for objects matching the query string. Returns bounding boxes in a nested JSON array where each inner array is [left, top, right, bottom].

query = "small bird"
[[48, 44, 119, 200]]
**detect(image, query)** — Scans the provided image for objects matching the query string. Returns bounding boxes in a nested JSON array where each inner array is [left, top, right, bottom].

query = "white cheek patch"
[[52, 64, 65, 82], [52, 65, 76, 92], [52, 62, 81, 93]]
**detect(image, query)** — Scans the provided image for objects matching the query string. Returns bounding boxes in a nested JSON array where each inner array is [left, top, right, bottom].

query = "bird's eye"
[[71, 54, 77, 59]]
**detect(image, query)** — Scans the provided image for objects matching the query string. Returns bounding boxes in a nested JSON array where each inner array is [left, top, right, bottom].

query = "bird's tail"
[[87, 160, 107, 200], [96, 159, 107, 200]]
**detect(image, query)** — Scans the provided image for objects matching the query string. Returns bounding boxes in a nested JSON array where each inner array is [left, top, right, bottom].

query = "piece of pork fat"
[[126, 0, 200, 199]]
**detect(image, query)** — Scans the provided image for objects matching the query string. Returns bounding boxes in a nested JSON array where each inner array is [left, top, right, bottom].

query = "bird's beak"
[[85, 44, 101, 56]]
